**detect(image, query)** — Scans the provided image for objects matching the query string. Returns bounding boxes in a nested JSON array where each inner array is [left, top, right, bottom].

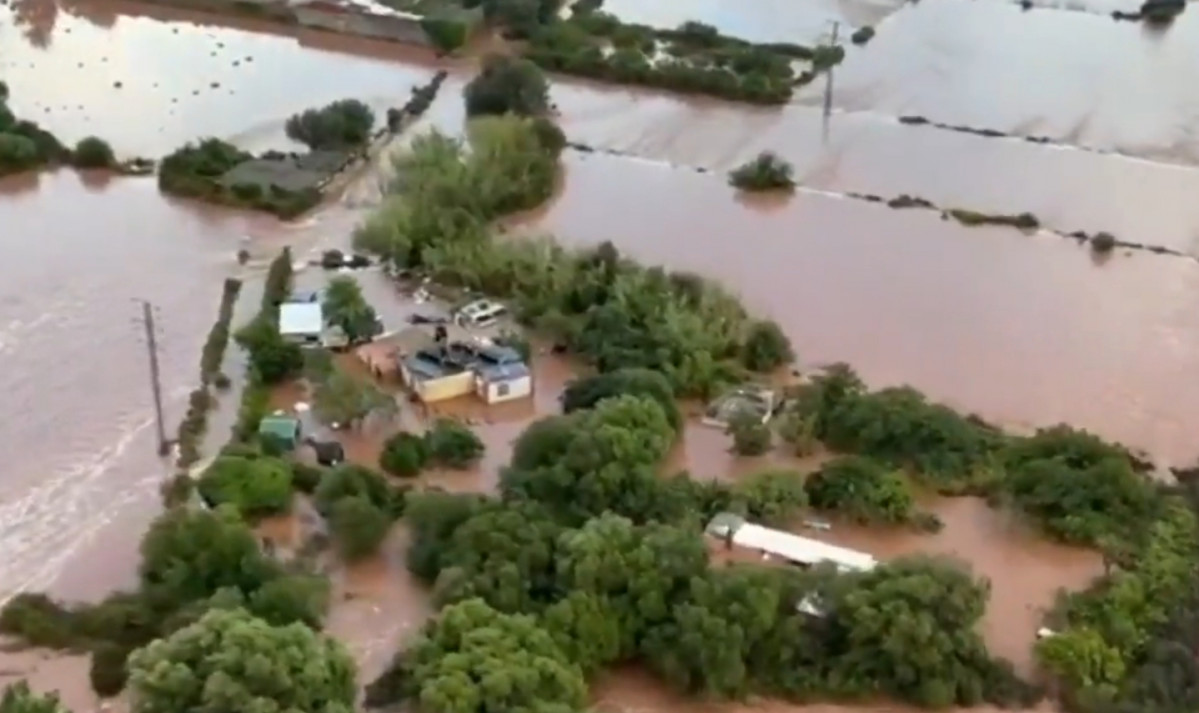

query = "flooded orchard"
[[1, 0, 1198, 710]]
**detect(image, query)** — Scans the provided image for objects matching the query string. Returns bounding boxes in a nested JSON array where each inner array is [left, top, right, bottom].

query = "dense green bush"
[[379, 431, 429, 477], [196, 454, 294, 517], [329, 495, 392, 559], [71, 136, 115, 168], [850, 25, 875, 44], [741, 319, 794, 371], [561, 368, 682, 431], [424, 419, 486, 468], [805, 455, 927, 527], [285, 99, 375, 150], [421, 13, 471, 52], [464, 54, 550, 117], [88, 642, 130, 697], [727, 411, 772, 455], [728, 151, 796, 191], [1, 682, 69, 713]]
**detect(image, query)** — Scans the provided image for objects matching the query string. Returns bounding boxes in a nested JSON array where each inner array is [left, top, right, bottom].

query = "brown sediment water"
[[518, 150, 1199, 465], [592, 667, 1058, 713], [812, 497, 1102, 674]]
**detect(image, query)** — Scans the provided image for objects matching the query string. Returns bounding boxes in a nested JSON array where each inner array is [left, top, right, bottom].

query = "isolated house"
[[705, 513, 877, 573], [393, 327, 533, 405]]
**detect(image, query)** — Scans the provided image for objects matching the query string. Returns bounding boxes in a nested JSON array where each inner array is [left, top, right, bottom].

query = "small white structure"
[[280, 303, 324, 345], [706, 513, 877, 573], [279, 302, 347, 349], [474, 361, 533, 405]]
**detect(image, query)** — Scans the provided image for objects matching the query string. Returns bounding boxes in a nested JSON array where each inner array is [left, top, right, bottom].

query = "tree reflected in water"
[[6, 0, 118, 48]]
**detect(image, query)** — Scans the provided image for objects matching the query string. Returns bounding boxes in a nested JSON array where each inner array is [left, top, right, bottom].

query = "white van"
[[455, 299, 507, 329]]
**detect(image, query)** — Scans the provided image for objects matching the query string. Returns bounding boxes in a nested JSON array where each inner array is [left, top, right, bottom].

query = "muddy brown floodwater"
[[3, 0, 1199, 710]]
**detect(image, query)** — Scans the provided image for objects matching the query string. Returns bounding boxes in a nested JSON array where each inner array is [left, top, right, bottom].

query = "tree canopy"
[[127, 608, 357, 713], [196, 454, 293, 517], [285, 99, 375, 150], [463, 54, 550, 117], [0, 683, 70, 713], [322, 276, 380, 343]]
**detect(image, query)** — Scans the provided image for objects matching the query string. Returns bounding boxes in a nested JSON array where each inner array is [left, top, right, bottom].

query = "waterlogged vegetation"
[[0, 81, 133, 176], [728, 151, 796, 192], [4, 58, 1198, 713], [175, 277, 243, 468], [507, 0, 843, 104]]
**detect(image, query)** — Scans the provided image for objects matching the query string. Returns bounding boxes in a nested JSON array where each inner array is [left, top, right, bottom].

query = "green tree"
[[89, 641, 130, 697], [312, 369, 395, 429], [463, 54, 550, 117], [727, 411, 771, 456], [0, 133, 40, 172], [322, 276, 380, 343], [742, 319, 794, 372], [378, 598, 586, 713], [313, 464, 405, 517], [126, 608, 357, 713], [433, 501, 561, 613], [0, 682, 69, 713], [247, 574, 330, 629], [329, 495, 392, 560], [728, 152, 795, 192], [643, 566, 784, 696], [424, 419, 485, 469], [235, 318, 303, 384], [404, 491, 490, 582], [72, 136, 115, 168], [285, 99, 375, 150], [805, 455, 918, 526], [831, 556, 998, 707], [560, 368, 682, 431], [1036, 626, 1125, 692], [380, 431, 429, 477], [196, 455, 293, 517], [730, 468, 807, 525], [137, 506, 281, 611]]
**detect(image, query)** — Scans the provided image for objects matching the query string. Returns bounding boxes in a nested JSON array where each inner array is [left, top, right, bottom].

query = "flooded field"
[[2, 0, 1198, 709], [520, 150, 1199, 465]]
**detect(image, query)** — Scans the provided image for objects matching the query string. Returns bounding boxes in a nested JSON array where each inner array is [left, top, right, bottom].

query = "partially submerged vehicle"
[[702, 385, 779, 428], [454, 299, 507, 329]]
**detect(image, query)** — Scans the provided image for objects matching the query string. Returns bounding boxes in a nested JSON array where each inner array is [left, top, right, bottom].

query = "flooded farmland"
[[2, 0, 1199, 709]]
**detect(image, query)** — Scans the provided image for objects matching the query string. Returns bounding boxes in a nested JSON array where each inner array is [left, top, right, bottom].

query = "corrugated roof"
[[477, 362, 530, 382], [733, 522, 877, 572], [259, 415, 300, 443], [280, 303, 324, 336]]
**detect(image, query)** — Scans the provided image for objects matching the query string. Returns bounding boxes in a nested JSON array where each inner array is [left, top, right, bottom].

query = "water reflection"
[[826, 0, 1199, 163]]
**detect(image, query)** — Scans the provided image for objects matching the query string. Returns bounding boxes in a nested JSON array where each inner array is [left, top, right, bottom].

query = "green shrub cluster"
[[158, 138, 321, 219], [365, 390, 1038, 712], [379, 420, 485, 477], [728, 151, 796, 192], [0, 506, 333, 697], [805, 455, 941, 531], [284, 99, 375, 151], [314, 464, 409, 559], [175, 278, 242, 468], [0, 88, 68, 176], [354, 114, 791, 399], [522, 15, 811, 105]]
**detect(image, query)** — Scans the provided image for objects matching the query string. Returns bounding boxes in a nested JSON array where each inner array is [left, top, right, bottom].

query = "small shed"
[[280, 302, 324, 345], [474, 361, 532, 404], [259, 414, 302, 450]]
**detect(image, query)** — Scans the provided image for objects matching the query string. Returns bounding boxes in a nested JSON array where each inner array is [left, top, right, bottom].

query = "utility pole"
[[140, 300, 169, 456], [821, 21, 840, 143]]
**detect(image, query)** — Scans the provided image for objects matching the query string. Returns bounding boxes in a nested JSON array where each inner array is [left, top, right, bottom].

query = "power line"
[[139, 299, 169, 456], [821, 21, 840, 144]]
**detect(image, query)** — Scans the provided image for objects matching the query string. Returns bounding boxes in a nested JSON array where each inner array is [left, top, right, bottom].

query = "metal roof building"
[[280, 302, 324, 338], [706, 513, 877, 573]]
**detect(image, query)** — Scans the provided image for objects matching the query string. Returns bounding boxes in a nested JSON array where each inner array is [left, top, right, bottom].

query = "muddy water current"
[[0, 0, 1197, 709]]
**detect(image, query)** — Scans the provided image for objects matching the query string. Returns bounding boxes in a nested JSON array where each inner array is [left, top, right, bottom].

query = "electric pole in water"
[[140, 299, 169, 456], [821, 21, 840, 143]]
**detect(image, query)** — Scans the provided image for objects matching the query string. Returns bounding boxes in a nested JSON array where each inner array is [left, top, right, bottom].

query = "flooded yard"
[[1, 0, 1195, 708]]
